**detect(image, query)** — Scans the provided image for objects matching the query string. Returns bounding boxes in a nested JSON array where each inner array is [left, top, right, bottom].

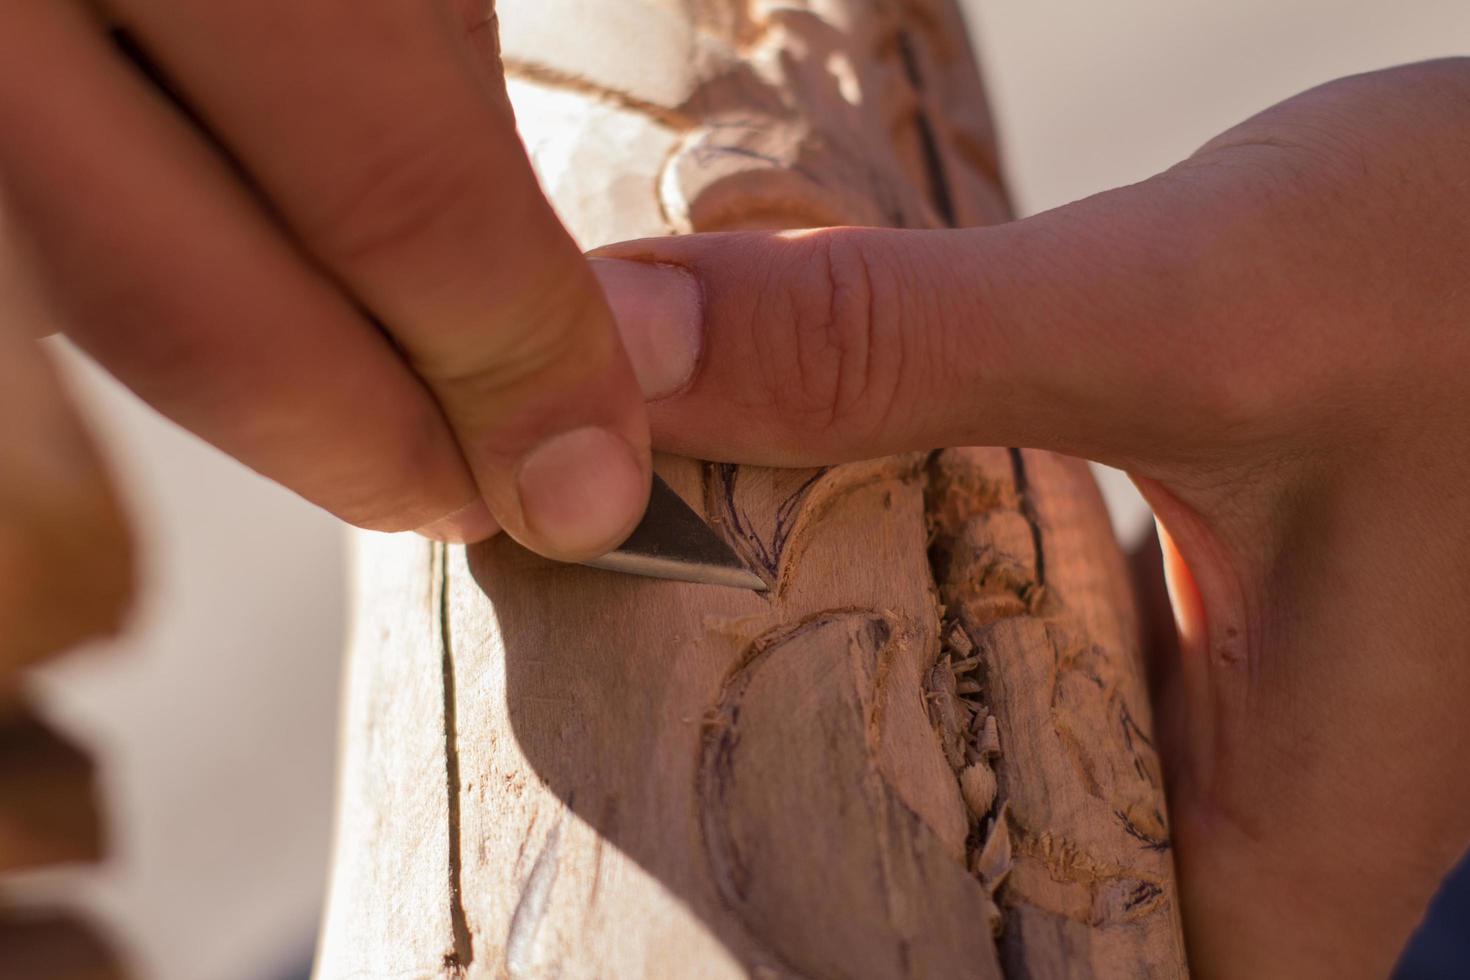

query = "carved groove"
[[320, 3, 1186, 978]]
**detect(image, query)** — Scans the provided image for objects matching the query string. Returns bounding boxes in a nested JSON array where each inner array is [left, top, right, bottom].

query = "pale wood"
[[317, 2, 1188, 977]]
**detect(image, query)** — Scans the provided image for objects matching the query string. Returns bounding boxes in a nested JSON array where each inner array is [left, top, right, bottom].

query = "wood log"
[[316, 2, 1189, 977]]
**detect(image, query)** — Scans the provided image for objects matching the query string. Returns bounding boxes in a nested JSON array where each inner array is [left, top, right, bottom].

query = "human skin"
[[587, 59, 1470, 978], [2, 39, 1467, 980], [0, 0, 671, 561]]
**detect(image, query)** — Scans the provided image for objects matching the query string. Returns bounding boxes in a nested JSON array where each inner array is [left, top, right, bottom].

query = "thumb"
[[591, 165, 1288, 478]]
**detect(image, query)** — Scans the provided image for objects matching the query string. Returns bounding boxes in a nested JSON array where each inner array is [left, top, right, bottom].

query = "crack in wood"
[[437, 544, 475, 972], [920, 449, 1072, 965], [895, 29, 958, 228], [1007, 448, 1048, 590]]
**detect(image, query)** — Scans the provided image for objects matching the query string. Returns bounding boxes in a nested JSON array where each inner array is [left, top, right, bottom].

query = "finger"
[[106, 0, 652, 559], [591, 164, 1307, 479], [0, 1, 491, 541], [0, 316, 132, 676]]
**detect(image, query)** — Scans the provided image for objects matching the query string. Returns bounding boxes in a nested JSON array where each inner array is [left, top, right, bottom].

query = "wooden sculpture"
[[316, 2, 1190, 976]]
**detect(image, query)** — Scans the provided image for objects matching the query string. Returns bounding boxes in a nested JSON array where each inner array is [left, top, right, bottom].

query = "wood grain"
[[317, 2, 1188, 976]]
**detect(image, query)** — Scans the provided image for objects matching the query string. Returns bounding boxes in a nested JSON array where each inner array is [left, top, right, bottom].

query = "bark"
[[316, 2, 1189, 977]]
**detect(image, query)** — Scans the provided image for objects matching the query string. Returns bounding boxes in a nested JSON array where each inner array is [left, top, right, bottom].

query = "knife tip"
[[732, 568, 770, 593]]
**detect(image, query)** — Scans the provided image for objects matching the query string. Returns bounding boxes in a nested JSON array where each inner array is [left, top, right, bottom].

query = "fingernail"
[[590, 258, 703, 400], [517, 426, 648, 558], [417, 499, 500, 544]]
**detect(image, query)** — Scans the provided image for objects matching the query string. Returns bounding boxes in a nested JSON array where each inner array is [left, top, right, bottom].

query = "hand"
[[594, 59, 1470, 978], [0, 0, 669, 560]]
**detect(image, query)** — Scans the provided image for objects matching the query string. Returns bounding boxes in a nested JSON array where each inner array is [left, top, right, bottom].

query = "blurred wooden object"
[[0, 912, 126, 980], [0, 710, 103, 874], [0, 215, 133, 979], [0, 706, 129, 979], [317, 2, 1188, 976]]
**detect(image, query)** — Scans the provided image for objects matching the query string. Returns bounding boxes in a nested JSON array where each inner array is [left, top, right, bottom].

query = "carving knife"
[[581, 474, 767, 591]]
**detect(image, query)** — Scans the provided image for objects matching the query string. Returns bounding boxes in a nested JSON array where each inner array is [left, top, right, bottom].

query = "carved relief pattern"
[[498, 0, 1184, 975], [926, 448, 1188, 975], [501, 0, 1010, 248], [318, 3, 1189, 978]]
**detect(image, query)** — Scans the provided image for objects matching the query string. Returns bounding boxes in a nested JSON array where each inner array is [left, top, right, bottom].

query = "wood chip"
[[960, 762, 997, 818], [972, 802, 1013, 894]]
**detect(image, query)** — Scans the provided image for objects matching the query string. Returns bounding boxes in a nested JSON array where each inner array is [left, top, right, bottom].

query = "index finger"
[[105, 0, 653, 559]]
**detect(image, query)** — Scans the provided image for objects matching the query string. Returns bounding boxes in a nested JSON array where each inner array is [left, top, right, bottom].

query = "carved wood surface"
[[316, 2, 1188, 977]]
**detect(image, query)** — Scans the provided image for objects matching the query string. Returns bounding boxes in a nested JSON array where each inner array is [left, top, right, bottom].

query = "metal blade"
[[581, 474, 767, 591]]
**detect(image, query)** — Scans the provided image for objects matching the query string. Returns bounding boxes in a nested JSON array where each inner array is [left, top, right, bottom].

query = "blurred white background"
[[13, 2, 1469, 977]]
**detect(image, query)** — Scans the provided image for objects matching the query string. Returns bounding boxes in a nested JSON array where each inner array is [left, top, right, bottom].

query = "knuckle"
[[762, 232, 902, 439]]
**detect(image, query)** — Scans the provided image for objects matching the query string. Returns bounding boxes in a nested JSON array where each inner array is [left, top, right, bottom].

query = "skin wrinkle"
[[822, 232, 877, 437], [863, 237, 925, 452], [7, 10, 1470, 970], [750, 243, 789, 436], [831, 236, 871, 430], [874, 240, 917, 449], [0, 0, 663, 554], [789, 237, 847, 434], [597, 69, 1470, 977], [299, 121, 506, 281]]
